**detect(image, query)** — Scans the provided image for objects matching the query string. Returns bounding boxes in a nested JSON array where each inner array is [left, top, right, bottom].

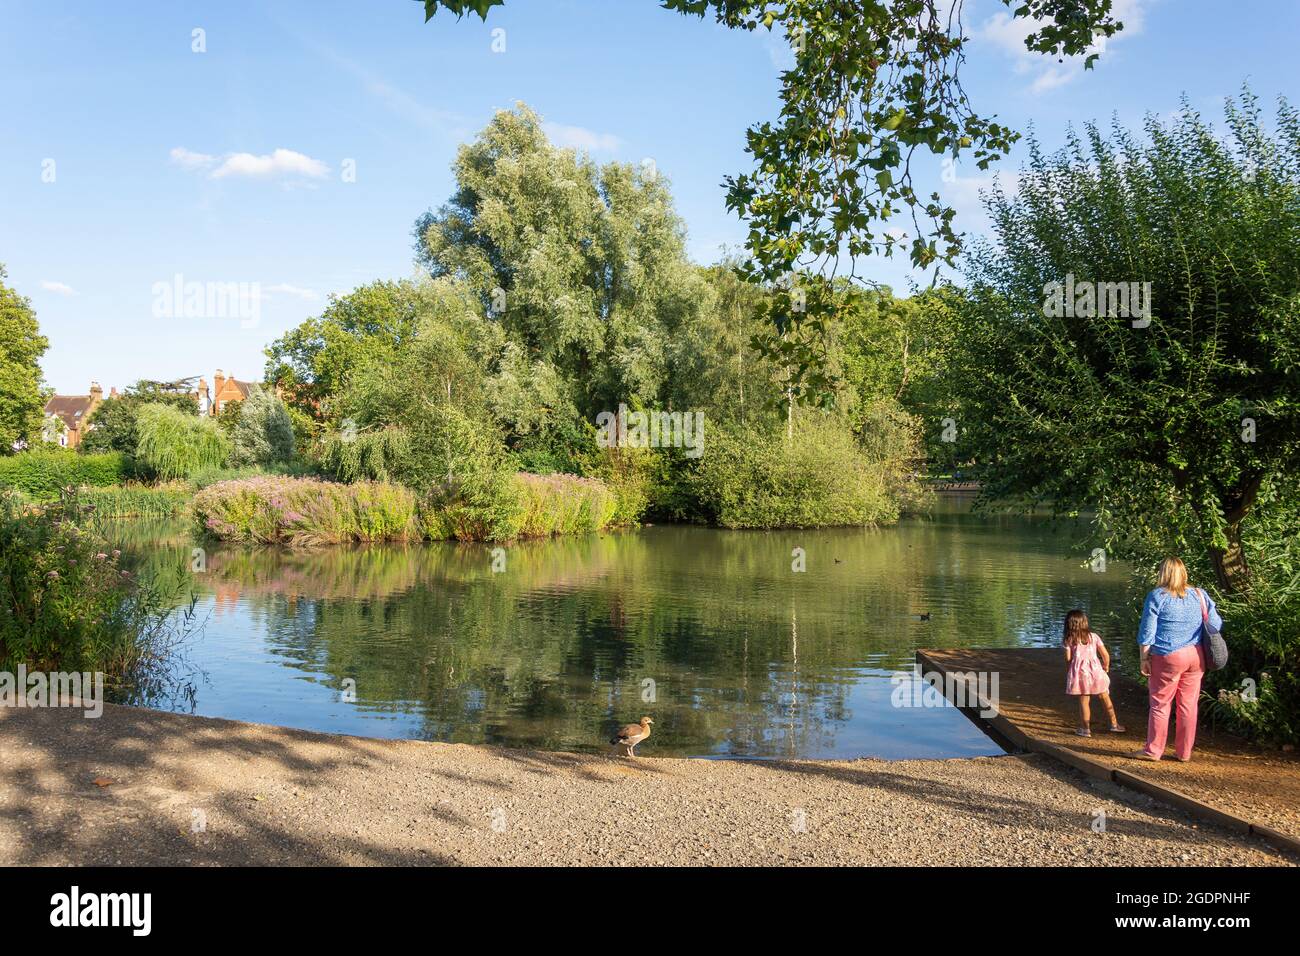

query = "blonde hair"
[[1157, 557, 1188, 598]]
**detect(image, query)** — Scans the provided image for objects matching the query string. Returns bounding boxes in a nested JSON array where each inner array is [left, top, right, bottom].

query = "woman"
[[1133, 557, 1222, 762]]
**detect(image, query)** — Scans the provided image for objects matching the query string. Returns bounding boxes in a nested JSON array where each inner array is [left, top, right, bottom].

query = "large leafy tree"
[[663, 260, 781, 424], [0, 266, 50, 453], [948, 92, 1300, 592], [415, 104, 710, 418], [415, 0, 1123, 396], [265, 280, 434, 424], [317, 277, 502, 485]]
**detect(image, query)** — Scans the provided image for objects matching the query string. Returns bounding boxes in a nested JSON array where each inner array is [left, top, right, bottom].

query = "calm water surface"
[[109, 498, 1135, 759]]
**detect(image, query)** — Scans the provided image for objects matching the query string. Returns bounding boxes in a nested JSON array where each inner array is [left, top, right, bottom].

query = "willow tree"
[[414, 104, 711, 419], [134, 403, 230, 480], [415, 0, 1123, 400], [949, 92, 1300, 592]]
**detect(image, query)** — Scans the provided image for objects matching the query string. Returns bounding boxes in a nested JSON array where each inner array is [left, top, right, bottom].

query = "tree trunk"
[[1209, 521, 1250, 594], [1207, 473, 1263, 594]]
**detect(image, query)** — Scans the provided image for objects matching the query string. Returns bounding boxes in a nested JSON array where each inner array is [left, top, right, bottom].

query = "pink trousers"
[[1144, 644, 1205, 760]]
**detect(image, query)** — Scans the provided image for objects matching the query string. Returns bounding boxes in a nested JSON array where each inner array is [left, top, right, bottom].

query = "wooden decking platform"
[[917, 647, 1300, 855]]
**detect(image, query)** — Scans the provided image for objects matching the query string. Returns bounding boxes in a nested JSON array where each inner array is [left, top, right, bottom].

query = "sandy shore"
[[0, 703, 1291, 866]]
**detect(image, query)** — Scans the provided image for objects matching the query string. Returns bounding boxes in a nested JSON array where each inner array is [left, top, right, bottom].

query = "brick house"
[[195, 370, 254, 416], [43, 382, 114, 449]]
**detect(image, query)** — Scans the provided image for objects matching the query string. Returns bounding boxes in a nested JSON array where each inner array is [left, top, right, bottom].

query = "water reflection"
[[107, 500, 1134, 759]]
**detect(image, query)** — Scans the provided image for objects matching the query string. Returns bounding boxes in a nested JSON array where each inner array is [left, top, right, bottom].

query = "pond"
[[107, 497, 1135, 760]]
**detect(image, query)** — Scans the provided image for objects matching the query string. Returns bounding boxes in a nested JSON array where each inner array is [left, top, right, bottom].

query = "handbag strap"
[[1193, 587, 1209, 623]]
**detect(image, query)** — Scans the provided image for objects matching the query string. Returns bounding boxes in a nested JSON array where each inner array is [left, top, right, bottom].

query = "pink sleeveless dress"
[[1065, 633, 1110, 695]]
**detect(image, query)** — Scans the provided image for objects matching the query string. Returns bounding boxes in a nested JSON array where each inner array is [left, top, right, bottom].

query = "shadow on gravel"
[[757, 754, 1238, 845], [0, 705, 456, 866]]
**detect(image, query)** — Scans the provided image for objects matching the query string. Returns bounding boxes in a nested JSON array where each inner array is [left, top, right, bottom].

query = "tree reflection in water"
[[106, 502, 1132, 759]]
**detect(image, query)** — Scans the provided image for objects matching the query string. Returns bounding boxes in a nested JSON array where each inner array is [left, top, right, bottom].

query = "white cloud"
[[543, 122, 623, 154], [40, 280, 77, 296], [212, 149, 329, 180], [264, 283, 321, 302], [978, 0, 1147, 95], [171, 146, 329, 181], [169, 147, 217, 171]]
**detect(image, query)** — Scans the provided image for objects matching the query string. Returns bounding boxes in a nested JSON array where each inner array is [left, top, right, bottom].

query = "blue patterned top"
[[1138, 586, 1222, 656]]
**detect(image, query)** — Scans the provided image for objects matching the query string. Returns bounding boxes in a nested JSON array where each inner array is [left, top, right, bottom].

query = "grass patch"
[[79, 483, 192, 519]]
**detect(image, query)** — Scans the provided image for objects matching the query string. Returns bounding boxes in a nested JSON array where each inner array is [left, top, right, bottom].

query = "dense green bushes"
[[1197, 479, 1300, 745], [1205, 590, 1298, 745], [516, 473, 617, 537], [578, 445, 667, 527], [0, 490, 187, 681], [0, 448, 130, 500], [688, 416, 899, 529]]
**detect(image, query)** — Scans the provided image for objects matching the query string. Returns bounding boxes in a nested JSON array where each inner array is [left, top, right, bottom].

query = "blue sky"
[[2, 0, 1297, 394]]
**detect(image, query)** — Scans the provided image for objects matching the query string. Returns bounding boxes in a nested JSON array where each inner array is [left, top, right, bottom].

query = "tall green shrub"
[[230, 386, 295, 467], [689, 415, 895, 529]]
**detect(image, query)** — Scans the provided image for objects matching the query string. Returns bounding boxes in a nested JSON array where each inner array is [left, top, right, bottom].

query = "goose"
[[610, 716, 654, 757]]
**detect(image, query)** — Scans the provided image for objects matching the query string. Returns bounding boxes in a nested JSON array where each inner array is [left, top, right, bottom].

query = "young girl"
[[1063, 609, 1125, 737]]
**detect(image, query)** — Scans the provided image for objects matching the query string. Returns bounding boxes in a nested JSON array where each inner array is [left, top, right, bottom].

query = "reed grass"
[[192, 476, 419, 545], [79, 483, 191, 519], [194, 472, 617, 545]]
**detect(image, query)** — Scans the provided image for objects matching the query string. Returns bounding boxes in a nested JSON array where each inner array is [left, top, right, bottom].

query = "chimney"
[[214, 369, 225, 393], [109, 386, 119, 398], [89, 381, 103, 401]]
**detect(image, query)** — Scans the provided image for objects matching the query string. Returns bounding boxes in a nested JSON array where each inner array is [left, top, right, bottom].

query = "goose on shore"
[[610, 716, 654, 757]]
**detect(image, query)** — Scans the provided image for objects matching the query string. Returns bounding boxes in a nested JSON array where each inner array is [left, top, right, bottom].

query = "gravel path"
[[0, 704, 1291, 866], [921, 647, 1300, 840]]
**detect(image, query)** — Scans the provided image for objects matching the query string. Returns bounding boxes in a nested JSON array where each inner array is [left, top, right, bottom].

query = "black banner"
[[0, 865, 1286, 941]]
